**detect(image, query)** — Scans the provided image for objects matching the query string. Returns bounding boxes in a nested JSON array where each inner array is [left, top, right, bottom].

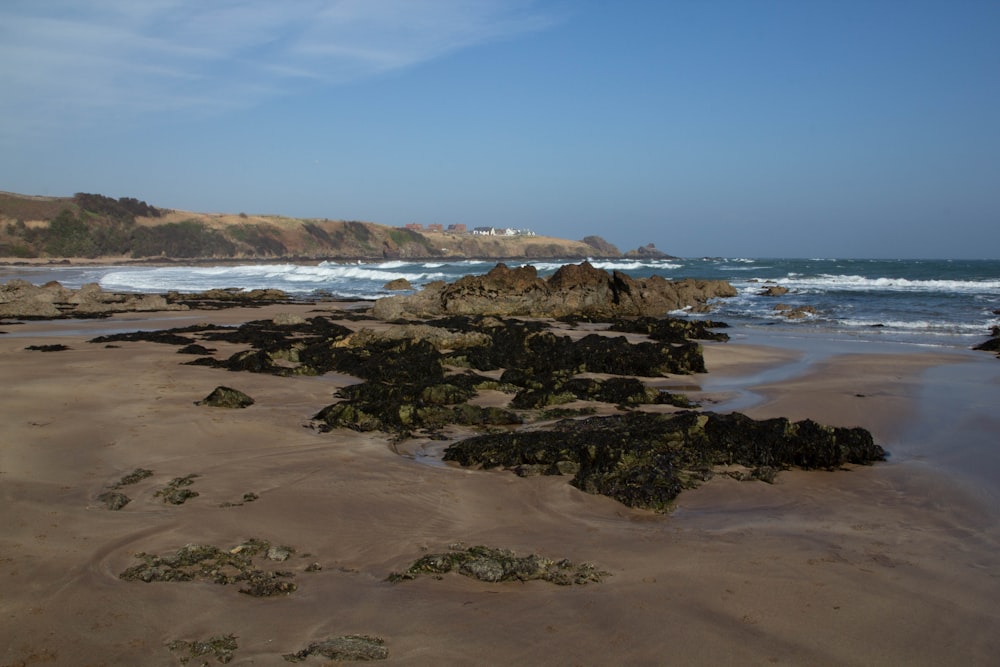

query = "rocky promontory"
[[373, 261, 736, 320]]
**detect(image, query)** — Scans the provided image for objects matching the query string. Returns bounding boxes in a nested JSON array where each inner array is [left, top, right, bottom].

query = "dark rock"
[[25, 344, 70, 351], [283, 635, 388, 662], [444, 411, 884, 512], [973, 326, 1000, 357], [196, 386, 255, 408], [90, 329, 198, 346], [177, 343, 216, 355]]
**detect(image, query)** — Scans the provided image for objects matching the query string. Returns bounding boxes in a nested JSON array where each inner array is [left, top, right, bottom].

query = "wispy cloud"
[[0, 0, 556, 138]]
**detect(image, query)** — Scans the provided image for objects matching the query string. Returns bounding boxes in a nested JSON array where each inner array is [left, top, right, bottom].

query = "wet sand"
[[2, 305, 999, 666]]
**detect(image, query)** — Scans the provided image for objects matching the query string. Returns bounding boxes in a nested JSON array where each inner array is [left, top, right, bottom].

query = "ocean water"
[[4, 257, 999, 348]]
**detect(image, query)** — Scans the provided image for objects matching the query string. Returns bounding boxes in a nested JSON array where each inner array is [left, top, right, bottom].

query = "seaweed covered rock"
[[444, 411, 884, 511], [196, 386, 255, 409], [283, 636, 388, 662], [119, 538, 298, 597], [435, 315, 710, 375], [505, 373, 694, 410], [387, 544, 609, 585], [604, 315, 730, 343], [155, 474, 200, 504]]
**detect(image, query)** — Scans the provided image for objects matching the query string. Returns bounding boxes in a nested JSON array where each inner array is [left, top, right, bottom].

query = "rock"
[[196, 386, 255, 408], [167, 634, 238, 665], [773, 304, 817, 320], [371, 262, 736, 319], [97, 491, 131, 510], [272, 312, 306, 326], [383, 278, 413, 290], [759, 285, 789, 296], [266, 545, 294, 562]]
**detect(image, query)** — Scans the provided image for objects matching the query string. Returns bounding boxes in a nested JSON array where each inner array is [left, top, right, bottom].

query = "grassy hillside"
[[0, 191, 618, 261]]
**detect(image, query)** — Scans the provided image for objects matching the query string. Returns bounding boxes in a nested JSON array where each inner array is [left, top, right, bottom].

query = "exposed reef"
[[75, 262, 881, 512]]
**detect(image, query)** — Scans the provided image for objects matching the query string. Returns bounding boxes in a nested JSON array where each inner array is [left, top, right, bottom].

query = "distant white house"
[[472, 226, 535, 237]]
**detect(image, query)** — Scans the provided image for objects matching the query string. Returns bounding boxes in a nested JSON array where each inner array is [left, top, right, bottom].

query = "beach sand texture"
[[2, 305, 999, 666]]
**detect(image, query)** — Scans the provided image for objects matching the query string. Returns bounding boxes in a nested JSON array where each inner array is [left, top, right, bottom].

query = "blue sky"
[[1, 1, 998, 258]]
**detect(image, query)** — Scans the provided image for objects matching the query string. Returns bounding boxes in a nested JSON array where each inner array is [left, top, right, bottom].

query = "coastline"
[[2, 305, 999, 665]]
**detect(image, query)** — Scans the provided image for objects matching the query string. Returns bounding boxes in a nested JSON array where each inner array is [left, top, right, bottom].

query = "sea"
[[4, 257, 999, 350]]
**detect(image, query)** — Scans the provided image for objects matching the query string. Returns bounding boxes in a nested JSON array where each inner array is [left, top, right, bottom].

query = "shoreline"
[[2, 305, 999, 665]]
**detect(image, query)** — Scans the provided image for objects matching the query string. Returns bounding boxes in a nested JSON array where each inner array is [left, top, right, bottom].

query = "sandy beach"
[[2, 304, 999, 666]]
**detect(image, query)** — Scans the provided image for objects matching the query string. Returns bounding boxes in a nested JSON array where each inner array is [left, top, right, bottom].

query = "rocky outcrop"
[[371, 262, 736, 320], [581, 235, 621, 256], [1, 279, 186, 318]]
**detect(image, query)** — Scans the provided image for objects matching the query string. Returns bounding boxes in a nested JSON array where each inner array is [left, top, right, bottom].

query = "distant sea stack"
[[624, 243, 676, 259]]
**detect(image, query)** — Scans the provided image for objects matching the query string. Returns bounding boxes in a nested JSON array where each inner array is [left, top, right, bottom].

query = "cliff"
[[0, 191, 629, 262]]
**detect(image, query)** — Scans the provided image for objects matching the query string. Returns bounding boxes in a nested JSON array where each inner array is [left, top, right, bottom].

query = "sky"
[[1, 1, 998, 259]]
